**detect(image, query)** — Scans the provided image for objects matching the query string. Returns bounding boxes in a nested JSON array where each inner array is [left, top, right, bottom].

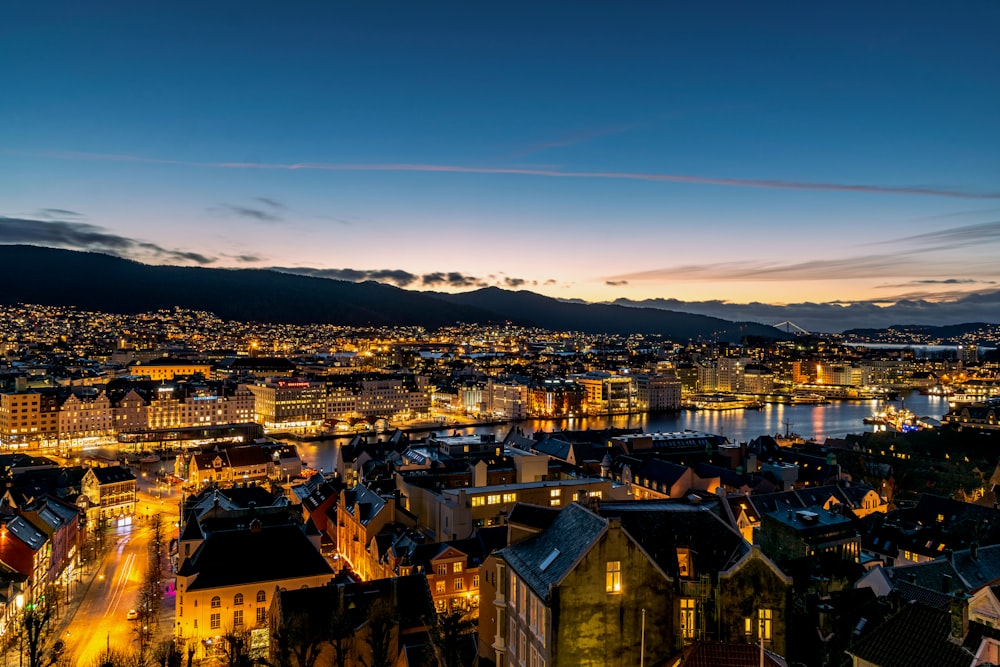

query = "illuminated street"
[[61, 481, 180, 665]]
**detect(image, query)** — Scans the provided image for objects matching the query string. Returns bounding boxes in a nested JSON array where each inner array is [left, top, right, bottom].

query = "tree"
[[328, 606, 357, 667], [150, 638, 185, 667], [85, 647, 145, 667], [360, 599, 396, 667], [269, 611, 327, 667], [17, 601, 58, 667], [429, 611, 478, 667], [220, 628, 258, 667]]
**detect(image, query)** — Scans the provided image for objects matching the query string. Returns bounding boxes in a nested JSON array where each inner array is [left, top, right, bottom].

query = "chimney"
[[971, 542, 979, 561], [942, 573, 953, 594], [949, 591, 969, 644]]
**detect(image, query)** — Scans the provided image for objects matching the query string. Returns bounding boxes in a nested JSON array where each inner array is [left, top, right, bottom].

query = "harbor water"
[[293, 391, 952, 474]]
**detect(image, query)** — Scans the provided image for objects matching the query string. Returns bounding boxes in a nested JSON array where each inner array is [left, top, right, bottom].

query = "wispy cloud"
[[0, 215, 215, 264], [613, 219, 1000, 285], [7, 149, 1000, 199], [895, 220, 1000, 250], [212, 203, 284, 223], [255, 197, 285, 210], [36, 208, 84, 219], [270, 266, 548, 290], [606, 280, 629, 286], [505, 123, 638, 159]]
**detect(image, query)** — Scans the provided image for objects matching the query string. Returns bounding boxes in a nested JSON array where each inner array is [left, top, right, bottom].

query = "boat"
[[138, 453, 161, 464]]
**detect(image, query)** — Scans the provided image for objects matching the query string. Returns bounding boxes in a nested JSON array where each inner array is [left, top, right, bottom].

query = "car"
[[126, 609, 138, 621]]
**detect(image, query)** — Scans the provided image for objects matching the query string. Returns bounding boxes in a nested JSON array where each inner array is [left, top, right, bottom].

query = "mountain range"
[[0, 246, 785, 342]]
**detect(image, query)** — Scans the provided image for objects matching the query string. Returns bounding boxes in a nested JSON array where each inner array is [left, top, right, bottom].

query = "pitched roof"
[[499, 502, 608, 600], [599, 501, 749, 577], [178, 523, 333, 591], [846, 602, 973, 667], [89, 465, 136, 484]]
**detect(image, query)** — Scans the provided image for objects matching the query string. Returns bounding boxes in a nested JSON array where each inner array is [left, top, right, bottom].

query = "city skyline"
[[3, 2, 1000, 312]]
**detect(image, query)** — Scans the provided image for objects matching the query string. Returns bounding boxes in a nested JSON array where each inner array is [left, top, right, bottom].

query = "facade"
[[245, 379, 326, 430], [492, 503, 674, 667], [57, 390, 114, 442], [175, 522, 334, 662], [0, 391, 59, 447], [127, 358, 213, 381], [81, 465, 137, 528], [487, 380, 529, 420], [529, 379, 585, 418]]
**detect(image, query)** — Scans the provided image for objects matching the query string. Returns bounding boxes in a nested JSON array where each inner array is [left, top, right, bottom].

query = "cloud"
[[270, 266, 536, 290], [226, 254, 263, 263], [606, 280, 629, 286], [255, 197, 284, 209], [894, 219, 1000, 251], [0, 215, 216, 264], [610, 292, 1000, 333], [9, 149, 1000, 200], [213, 203, 284, 223], [36, 208, 84, 219], [611, 220, 1000, 285]]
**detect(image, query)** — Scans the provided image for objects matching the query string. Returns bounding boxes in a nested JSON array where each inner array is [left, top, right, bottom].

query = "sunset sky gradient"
[[3, 1, 999, 310]]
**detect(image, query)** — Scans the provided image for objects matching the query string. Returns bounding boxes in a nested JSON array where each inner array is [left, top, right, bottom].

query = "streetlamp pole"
[[640, 608, 645, 667]]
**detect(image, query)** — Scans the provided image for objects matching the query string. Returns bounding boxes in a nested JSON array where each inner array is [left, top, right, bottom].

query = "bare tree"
[[84, 647, 145, 667], [360, 599, 396, 667], [17, 601, 58, 667], [429, 610, 478, 667], [269, 611, 327, 667], [329, 607, 357, 667], [219, 627, 258, 667]]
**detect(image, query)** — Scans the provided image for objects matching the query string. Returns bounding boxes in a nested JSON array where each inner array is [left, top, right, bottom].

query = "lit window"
[[758, 609, 772, 640], [606, 561, 621, 593], [503, 493, 517, 503], [680, 598, 695, 639], [471, 496, 485, 507], [454, 578, 464, 591], [550, 489, 561, 497], [453, 562, 463, 573], [487, 494, 501, 505], [473, 575, 480, 588], [436, 580, 446, 594], [437, 564, 447, 576]]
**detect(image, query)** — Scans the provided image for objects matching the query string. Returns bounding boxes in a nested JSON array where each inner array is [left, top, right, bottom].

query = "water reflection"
[[299, 391, 952, 473]]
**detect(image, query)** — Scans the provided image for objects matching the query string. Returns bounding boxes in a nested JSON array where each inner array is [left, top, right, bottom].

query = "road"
[[63, 484, 180, 665]]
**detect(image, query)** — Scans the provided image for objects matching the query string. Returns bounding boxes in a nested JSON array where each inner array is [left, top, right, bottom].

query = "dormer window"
[[677, 548, 693, 579]]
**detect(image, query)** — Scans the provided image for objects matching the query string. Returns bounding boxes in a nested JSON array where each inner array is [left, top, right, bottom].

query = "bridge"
[[773, 320, 811, 335]]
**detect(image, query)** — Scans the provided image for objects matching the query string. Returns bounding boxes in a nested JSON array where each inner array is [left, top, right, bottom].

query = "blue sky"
[[2, 1, 999, 308]]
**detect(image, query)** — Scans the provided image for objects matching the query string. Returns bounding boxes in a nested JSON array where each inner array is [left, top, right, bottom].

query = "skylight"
[[539, 548, 560, 572]]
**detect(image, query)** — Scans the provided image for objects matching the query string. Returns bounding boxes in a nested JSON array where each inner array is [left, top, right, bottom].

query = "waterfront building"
[[245, 378, 325, 431], [57, 388, 114, 443], [486, 379, 529, 420], [127, 357, 212, 382], [529, 378, 585, 418]]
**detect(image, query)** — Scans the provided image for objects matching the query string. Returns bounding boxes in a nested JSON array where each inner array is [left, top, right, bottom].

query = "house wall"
[[717, 554, 792, 657], [547, 525, 673, 667]]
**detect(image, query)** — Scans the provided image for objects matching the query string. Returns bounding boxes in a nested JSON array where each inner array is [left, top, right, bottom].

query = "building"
[[127, 358, 213, 381], [492, 502, 674, 667], [81, 465, 137, 528], [245, 379, 326, 431], [175, 522, 334, 662]]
